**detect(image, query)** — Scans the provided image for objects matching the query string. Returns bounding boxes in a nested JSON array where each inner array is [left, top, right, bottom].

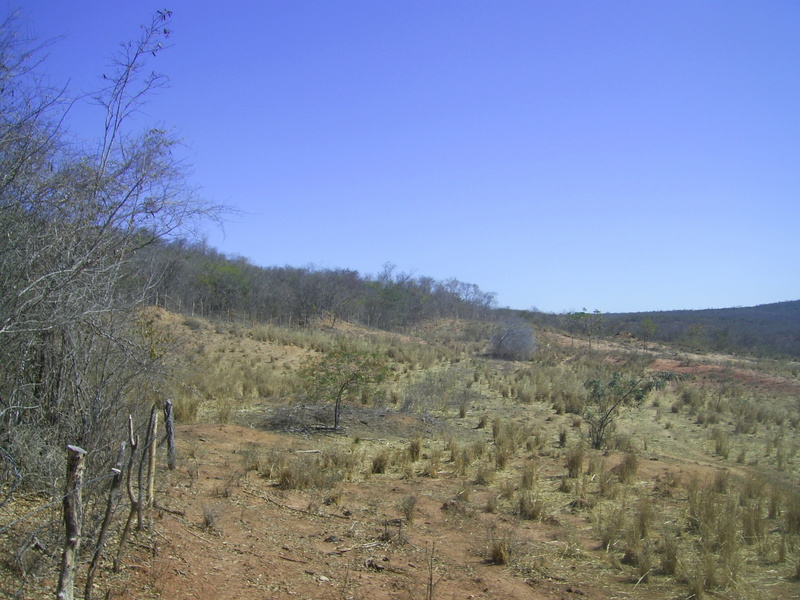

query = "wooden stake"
[[163, 400, 176, 470], [84, 442, 126, 600], [55, 445, 87, 600]]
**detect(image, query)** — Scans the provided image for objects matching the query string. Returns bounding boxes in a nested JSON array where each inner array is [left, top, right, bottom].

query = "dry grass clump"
[[474, 462, 495, 486], [520, 462, 539, 491], [517, 491, 548, 521], [422, 448, 443, 478], [273, 448, 359, 490], [486, 526, 516, 565], [371, 449, 391, 474], [408, 437, 422, 461], [617, 452, 639, 484], [595, 505, 627, 551], [783, 489, 800, 535], [710, 427, 730, 459], [565, 445, 585, 478], [492, 418, 528, 470], [172, 389, 201, 422]]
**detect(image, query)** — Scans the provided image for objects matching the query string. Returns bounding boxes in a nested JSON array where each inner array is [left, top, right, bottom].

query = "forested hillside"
[[136, 239, 497, 329], [599, 301, 800, 359]]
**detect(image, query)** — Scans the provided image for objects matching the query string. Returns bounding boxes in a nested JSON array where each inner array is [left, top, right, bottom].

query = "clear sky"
[[16, 0, 800, 313]]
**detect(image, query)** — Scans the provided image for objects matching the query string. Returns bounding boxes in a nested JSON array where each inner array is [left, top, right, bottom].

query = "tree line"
[[136, 239, 498, 330]]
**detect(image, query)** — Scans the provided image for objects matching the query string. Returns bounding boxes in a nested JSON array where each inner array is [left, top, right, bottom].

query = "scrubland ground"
[[3, 309, 800, 600]]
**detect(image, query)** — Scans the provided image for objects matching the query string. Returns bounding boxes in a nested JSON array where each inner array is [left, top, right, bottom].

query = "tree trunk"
[[55, 445, 87, 600]]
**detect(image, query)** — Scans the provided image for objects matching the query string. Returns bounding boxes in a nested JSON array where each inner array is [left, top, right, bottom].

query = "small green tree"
[[583, 371, 676, 449], [301, 347, 389, 430]]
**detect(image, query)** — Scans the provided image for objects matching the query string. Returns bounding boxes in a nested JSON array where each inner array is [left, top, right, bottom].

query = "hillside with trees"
[[137, 239, 497, 329], [599, 301, 800, 359]]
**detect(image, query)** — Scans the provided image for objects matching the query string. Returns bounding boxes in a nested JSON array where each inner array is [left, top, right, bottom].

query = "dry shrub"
[[399, 495, 417, 523], [239, 443, 263, 472]]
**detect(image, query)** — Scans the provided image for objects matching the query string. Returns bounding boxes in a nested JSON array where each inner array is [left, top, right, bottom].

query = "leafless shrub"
[[239, 443, 263, 472], [202, 504, 220, 532], [399, 495, 417, 523]]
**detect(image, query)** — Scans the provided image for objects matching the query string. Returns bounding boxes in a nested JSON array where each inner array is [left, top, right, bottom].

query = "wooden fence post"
[[115, 416, 139, 572], [84, 442, 126, 600], [147, 406, 158, 509], [164, 400, 176, 470], [137, 405, 158, 530], [55, 445, 87, 600]]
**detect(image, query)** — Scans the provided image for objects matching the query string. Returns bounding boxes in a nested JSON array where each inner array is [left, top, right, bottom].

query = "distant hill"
[[600, 300, 800, 359]]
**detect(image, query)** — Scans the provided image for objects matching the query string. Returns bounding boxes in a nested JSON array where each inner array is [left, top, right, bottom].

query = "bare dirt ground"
[[101, 410, 798, 600], [107, 423, 670, 600]]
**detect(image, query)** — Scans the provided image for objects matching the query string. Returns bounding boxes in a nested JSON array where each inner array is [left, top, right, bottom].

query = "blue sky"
[[17, 0, 800, 313]]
